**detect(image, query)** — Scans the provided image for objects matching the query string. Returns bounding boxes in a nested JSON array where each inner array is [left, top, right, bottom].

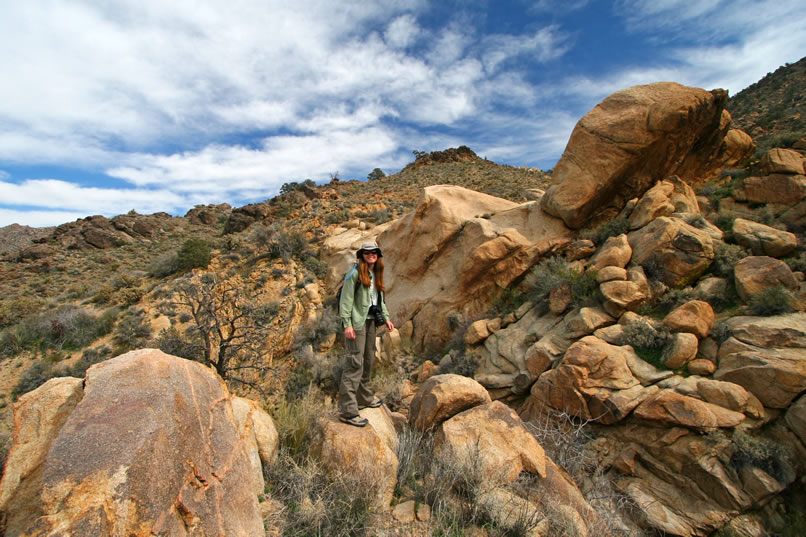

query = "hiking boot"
[[359, 399, 383, 409], [339, 414, 369, 427]]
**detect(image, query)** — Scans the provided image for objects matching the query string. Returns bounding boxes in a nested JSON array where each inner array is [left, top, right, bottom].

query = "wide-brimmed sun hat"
[[356, 241, 383, 258]]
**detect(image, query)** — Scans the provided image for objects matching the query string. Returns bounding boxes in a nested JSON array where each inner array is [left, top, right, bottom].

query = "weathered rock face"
[[408, 374, 491, 431], [732, 218, 798, 257], [663, 300, 715, 338], [435, 401, 546, 484], [322, 185, 573, 350], [743, 173, 806, 205], [541, 82, 734, 228], [50, 212, 176, 249], [628, 216, 715, 287], [184, 203, 232, 225], [759, 148, 806, 175], [628, 176, 700, 230], [715, 314, 806, 408], [0, 378, 84, 522], [733, 256, 798, 302], [223, 202, 272, 234], [1, 349, 265, 537]]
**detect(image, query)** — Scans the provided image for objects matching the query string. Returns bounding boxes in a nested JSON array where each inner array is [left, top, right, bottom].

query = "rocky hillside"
[[727, 55, 806, 157], [1, 77, 806, 537], [0, 224, 53, 257]]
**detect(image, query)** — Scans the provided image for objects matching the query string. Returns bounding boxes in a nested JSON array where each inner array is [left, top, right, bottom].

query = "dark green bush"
[[113, 309, 154, 350], [156, 327, 204, 361], [529, 257, 600, 308], [176, 238, 211, 272], [12, 360, 58, 400], [579, 217, 629, 245], [620, 320, 671, 368], [748, 286, 795, 316], [712, 242, 749, 278]]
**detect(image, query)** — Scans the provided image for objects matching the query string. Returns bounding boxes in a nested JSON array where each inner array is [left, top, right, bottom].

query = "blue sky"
[[1, 0, 804, 227]]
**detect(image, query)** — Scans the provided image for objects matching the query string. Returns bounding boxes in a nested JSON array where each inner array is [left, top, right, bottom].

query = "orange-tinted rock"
[[408, 374, 491, 431], [435, 401, 546, 483], [733, 256, 798, 302], [541, 83, 731, 229], [663, 300, 715, 338]]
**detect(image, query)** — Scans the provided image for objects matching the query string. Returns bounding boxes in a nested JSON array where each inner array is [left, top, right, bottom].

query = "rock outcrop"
[[0, 349, 272, 537], [541, 82, 748, 229]]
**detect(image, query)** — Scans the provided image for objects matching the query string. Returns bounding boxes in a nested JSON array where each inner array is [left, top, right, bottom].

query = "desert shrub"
[[115, 286, 146, 306], [748, 285, 795, 316], [155, 327, 204, 361], [367, 168, 385, 181], [729, 430, 794, 484], [529, 256, 600, 307], [113, 308, 153, 351], [264, 451, 379, 537], [271, 387, 330, 460], [785, 252, 806, 273], [620, 319, 671, 368], [17, 305, 113, 354], [266, 228, 309, 261], [651, 287, 699, 315], [580, 216, 629, 245], [712, 242, 749, 278], [148, 252, 179, 278], [0, 297, 45, 328], [302, 255, 328, 279], [0, 425, 10, 482], [66, 345, 113, 378], [91, 285, 116, 304], [11, 360, 59, 400], [176, 238, 211, 272]]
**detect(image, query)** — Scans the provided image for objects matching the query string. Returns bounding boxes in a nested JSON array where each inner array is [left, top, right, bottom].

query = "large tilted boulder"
[[0, 349, 267, 537], [434, 401, 546, 484], [541, 82, 738, 229], [743, 173, 806, 205], [663, 300, 715, 338], [408, 374, 491, 431], [322, 185, 573, 350]]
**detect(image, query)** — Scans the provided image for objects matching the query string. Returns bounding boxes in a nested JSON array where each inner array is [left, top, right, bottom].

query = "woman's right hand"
[[344, 326, 356, 340]]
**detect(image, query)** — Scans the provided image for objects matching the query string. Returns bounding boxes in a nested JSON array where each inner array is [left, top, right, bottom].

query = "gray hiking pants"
[[338, 322, 378, 417]]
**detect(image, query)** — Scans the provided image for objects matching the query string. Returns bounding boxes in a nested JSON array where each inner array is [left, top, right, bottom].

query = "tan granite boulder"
[[663, 332, 699, 369], [732, 218, 798, 257], [663, 300, 715, 338], [589, 233, 632, 270], [759, 148, 805, 175], [313, 415, 399, 511], [0, 378, 84, 523], [408, 374, 492, 431], [435, 401, 546, 484], [628, 216, 714, 287], [742, 174, 806, 205], [633, 389, 745, 429], [733, 256, 798, 302], [541, 82, 732, 229], [629, 176, 700, 230], [2, 349, 264, 537], [231, 396, 280, 494]]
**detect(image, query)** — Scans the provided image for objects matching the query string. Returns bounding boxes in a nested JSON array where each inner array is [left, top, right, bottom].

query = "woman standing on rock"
[[338, 241, 395, 427]]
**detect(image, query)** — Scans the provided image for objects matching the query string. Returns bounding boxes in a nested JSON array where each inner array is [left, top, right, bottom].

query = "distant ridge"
[[0, 224, 53, 256]]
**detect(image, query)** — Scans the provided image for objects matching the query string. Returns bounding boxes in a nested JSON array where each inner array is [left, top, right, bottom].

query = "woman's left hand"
[[385, 320, 395, 332]]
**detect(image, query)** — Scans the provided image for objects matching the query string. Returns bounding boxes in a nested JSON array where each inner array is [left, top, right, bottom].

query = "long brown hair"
[[358, 257, 384, 291]]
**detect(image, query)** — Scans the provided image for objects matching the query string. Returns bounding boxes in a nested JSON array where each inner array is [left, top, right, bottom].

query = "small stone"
[[687, 358, 716, 376]]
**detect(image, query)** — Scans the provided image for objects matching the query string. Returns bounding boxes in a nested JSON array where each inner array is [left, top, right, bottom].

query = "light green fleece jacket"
[[339, 265, 390, 330]]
